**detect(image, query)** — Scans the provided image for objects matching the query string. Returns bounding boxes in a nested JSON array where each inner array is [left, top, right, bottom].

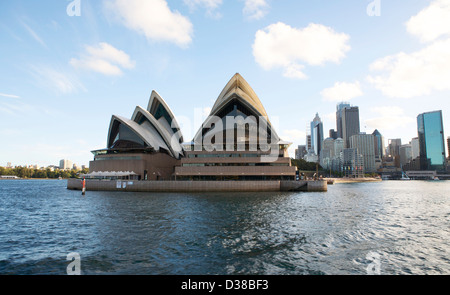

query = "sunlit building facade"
[[349, 133, 376, 173], [176, 74, 295, 180], [341, 148, 364, 178], [88, 73, 296, 181], [310, 113, 324, 158]]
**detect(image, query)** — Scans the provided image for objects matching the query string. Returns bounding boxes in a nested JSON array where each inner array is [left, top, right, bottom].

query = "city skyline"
[[1, 1, 450, 167]]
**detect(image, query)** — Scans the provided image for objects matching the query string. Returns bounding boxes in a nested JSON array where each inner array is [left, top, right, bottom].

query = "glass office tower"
[[310, 113, 324, 157], [417, 110, 446, 171], [372, 129, 385, 158], [336, 102, 350, 139]]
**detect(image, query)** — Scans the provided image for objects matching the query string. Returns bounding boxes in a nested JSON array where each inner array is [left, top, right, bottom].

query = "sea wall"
[[280, 180, 327, 192], [67, 179, 327, 192]]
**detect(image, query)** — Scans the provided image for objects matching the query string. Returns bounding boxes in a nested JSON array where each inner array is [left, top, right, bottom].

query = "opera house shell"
[[89, 73, 296, 181]]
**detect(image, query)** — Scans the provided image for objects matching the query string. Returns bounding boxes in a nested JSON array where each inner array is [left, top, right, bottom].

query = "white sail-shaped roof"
[[193, 73, 282, 144], [104, 90, 185, 159], [147, 90, 184, 144], [107, 115, 170, 152], [131, 106, 184, 159], [210, 73, 269, 118]]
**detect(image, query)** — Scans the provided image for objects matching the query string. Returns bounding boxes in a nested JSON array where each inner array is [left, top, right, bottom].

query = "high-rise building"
[[399, 144, 412, 168], [410, 137, 420, 160], [334, 138, 345, 157], [323, 138, 336, 158], [387, 138, 402, 168], [329, 129, 338, 140], [310, 113, 324, 157], [372, 129, 385, 158], [306, 134, 312, 152], [372, 129, 384, 171], [336, 102, 351, 139], [341, 148, 364, 178], [350, 133, 376, 173], [320, 138, 335, 169], [388, 139, 402, 156], [330, 138, 345, 173], [59, 159, 73, 170], [417, 110, 446, 171], [340, 106, 360, 148], [295, 145, 307, 160]]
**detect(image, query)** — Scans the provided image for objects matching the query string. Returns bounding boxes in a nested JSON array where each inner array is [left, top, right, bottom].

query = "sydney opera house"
[[87, 73, 296, 182]]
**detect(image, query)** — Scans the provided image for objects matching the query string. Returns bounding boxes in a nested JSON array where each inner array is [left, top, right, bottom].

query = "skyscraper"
[[320, 137, 335, 169], [334, 138, 345, 157], [372, 129, 385, 158], [310, 113, 324, 157], [417, 110, 446, 171], [336, 102, 350, 139], [341, 106, 360, 148], [329, 129, 338, 140], [350, 133, 376, 173], [410, 137, 420, 160], [387, 138, 402, 168], [399, 144, 412, 168], [295, 145, 307, 160], [59, 159, 73, 170], [306, 134, 312, 152], [341, 148, 364, 178], [332, 138, 345, 173]]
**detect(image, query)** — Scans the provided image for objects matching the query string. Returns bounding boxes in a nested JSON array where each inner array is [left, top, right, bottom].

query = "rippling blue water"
[[0, 179, 449, 275]]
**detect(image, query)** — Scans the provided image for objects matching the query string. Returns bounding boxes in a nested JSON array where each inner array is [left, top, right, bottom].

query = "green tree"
[[291, 158, 323, 171]]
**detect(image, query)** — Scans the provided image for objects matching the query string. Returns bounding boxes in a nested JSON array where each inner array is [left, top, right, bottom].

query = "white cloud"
[[243, 0, 269, 20], [367, 38, 450, 98], [20, 20, 47, 48], [368, 1, 450, 98], [321, 81, 363, 102], [70, 42, 135, 76], [252, 22, 350, 79], [282, 64, 307, 80], [365, 106, 414, 131], [184, 0, 222, 17], [406, 0, 450, 43], [29, 65, 85, 94], [0, 93, 20, 99], [105, 0, 193, 48]]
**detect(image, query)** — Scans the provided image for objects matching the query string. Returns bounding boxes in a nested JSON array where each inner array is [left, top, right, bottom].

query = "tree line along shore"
[[0, 166, 89, 179]]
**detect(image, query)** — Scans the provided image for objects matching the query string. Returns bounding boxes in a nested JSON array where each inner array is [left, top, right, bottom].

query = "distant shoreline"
[[328, 177, 382, 184]]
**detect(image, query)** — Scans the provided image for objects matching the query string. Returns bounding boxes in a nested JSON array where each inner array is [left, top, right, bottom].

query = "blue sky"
[[1, 0, 449, 167]]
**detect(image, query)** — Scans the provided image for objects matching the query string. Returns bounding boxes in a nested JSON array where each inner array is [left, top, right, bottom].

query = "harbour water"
[[0, 179, 449, 275]]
